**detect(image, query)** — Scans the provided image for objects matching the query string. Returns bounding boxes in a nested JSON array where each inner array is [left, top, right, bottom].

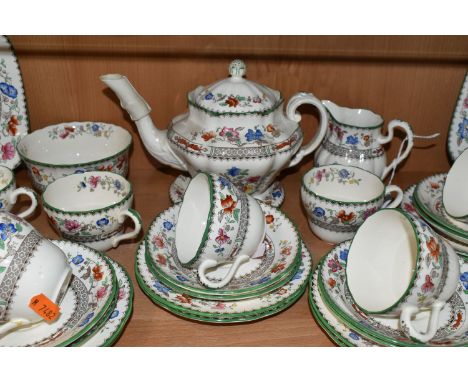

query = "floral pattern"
[[77, 174, 128, 198], [47, 123, 114, 140], [198, 91, 270, 110], [448, 73, 468, 161], [326, 120, 379, 150], [307, 166, 362, 187]]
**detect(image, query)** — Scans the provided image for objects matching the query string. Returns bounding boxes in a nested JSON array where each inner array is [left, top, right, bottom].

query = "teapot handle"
[[286, 92, 329, 168], [378, 119, 414, 180]]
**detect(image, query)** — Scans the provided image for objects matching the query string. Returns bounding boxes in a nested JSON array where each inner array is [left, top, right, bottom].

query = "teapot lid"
[[189, 59, 282, 116]]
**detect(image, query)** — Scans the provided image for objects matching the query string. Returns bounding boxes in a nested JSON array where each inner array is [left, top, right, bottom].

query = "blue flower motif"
[[215, 247, 225, 253], [96, 217, 109, 227], [74, 169, 85, 174], [313, 207, 325, 218], [346, 135, 359, 145], [176, 275, 188, 282], [251, 276, 270, 285], [71, 254, 84, 265], [153, 281, 171, 295], [349, 331, 360, 341], [245, 129, 264, 142], [339, 169, 350, 179], [163, 220, 173, 231], [227, 166, 241, 177], [219, 176, 230, 189], [292, 268, 304, 281], [0, 82, 17, 99], [78, 312, 94, 327], [0, 201, 3, 209], [460, 272, 468, 290], [339, 249, 349, 262], [91, 124, 101, 132], [272, 190, 282, 198], [109, 310, 119, 319], [79, 181, 86, 188], [204, 92, 214, 100], [457, 118, 468, 140], [114, 180, 122, 190], [0, 223, 17, 241]]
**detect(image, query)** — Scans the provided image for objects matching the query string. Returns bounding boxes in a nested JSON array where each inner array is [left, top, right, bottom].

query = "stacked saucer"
[[136, 173, 311, 323], [0, 212, 133, 346]]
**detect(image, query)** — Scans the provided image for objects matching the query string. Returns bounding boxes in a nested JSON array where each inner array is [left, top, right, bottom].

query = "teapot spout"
[[100, 74, 187, 171]]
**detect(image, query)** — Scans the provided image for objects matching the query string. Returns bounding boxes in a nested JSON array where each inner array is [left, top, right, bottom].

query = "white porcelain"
[[443, 148, 468, 221], [17, 122, 132, 192], [314, 100, 414, 179], [346, 209, 460, 342], [0, 165, 37, 219], [101, 59, 329, 197], [0, 212, 72, 337], [0, 36, 30, 170], [175, 173, 265, 289], [447, 70, 468, 162], [301, 164, 402, 244], [42, 171, 142, 251]]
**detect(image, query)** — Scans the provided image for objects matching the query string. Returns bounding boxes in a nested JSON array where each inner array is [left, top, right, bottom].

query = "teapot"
[[101, 59, 329, 196]]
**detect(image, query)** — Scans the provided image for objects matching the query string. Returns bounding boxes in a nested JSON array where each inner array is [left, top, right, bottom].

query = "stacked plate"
[[136, 202, 312, 323], [309, 185, 468, 346], [1, 241, 133, 347]]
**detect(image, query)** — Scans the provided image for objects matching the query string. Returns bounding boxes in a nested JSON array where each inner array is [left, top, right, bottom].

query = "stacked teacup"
[[0, 211, 134, 347], [136, 173, 312, 323]]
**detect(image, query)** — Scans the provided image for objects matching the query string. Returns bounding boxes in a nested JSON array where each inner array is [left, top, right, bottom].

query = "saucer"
[[169, 174, 285, 208], [135, 239, 311, 323], [145, 203, 301, 300], [402, 185, 468, 254], [309, 269, 378, 347], [0, 36, 29, 170], [0, 240, 117, 346], [73, 258, 133, 347], [317, 240, 468, 346], [413, 173, 468, 241]]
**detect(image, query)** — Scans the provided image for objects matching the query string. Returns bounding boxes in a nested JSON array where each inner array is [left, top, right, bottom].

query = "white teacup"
[[301, 164, 403, 243], [443, 148, 468, 222], [346, 209, 460, 342], [175, 173, 266, 289], [0, 165, 38, 219], [42, 171, 142, 251], [0, 212, 72, 337]]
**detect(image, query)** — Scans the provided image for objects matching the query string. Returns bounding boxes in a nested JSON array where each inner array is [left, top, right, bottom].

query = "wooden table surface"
[[13, 166, 434, 346]]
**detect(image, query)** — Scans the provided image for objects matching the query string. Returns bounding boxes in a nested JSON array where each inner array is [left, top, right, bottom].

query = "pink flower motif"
[[219, 127, 240, 143], [403, 202, 416, 213], [215, 228, 230, 245], [1, 142, 15, 160], [89, 175, 101, 188], [421, 275, 434, 293], [97, 286, 108, 299], [64, 219, 81, 232], [363, 207, 377, 220], [118, 288, 126, 300], [314, 169, 325, 183], [213, 302, 226, 310], [464, 97, 468, 109]]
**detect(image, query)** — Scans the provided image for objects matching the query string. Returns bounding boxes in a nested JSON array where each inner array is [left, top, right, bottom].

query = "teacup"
[[346, 208, 460, 342], [301, 164, 403, 244], [0, 165, 38, 219], [0, 212, 72, 337], [42, 171, 142, 252], [443, 148, 468, 222], [175, 172, 266, 289]]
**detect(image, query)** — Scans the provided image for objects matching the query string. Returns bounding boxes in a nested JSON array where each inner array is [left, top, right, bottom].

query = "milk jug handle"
[[378, 120, 414, 180], [286, 92, 329, 168]]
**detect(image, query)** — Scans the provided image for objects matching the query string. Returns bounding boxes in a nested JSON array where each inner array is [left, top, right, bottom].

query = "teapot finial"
[[229, 59, 246, 79]]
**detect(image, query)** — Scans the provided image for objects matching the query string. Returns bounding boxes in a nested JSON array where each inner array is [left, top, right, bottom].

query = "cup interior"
[[43, 171, 131, 212], [17, 122, 131, 166], [175, 173, 212, 264], [303, 165, 384, 203], [443, 148, 468, 218], [0, 166, 13, 191], [323, 100, 383, 128], [346, 209, 417, 312]]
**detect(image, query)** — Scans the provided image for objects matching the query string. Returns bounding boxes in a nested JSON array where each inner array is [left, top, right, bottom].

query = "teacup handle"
[[111, 208, 142, 248], [8, 187, 38, 219], [286, 92, 329, 168], [378, 119, 414, 180], [399, 301, 444, 343], [0, 318, 30, 337], [198, 254, 250, 289], [383, 185, 403, 208]]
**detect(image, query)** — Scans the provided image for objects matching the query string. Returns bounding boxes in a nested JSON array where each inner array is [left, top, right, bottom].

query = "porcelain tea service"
[[0, 212, 72, 337], [314, 100, 414, 179], [301, 164, 403, 244], [42, 171, 142, 252], [0, 165, 38, 219], [443, 148, 468, 222], [101, 59, 330, 200]]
